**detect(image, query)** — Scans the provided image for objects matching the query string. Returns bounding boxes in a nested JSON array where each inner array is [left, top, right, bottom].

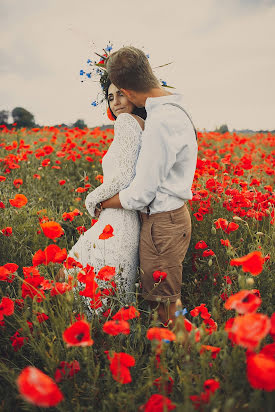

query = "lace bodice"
[[85, 113, 142, 216]]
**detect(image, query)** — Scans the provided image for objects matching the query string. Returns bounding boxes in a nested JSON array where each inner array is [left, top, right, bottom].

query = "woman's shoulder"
[[115, 113, 144, 131]]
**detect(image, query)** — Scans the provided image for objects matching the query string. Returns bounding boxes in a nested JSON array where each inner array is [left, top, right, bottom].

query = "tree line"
[[0, 107, 88, 130]]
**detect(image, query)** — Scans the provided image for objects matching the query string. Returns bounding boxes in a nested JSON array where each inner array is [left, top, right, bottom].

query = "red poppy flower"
[[195, 240, 208, 249], [202, 249, 215, 257], [246, 349, 275, 391], [63, 257, 83, 269], [97, 265, 116, 281], [0, 297, 14, 321], [153, 376, 174, 395], [147, 327, 176, 342], [63, 320, 94, 347], [32, 249, 46, 266], [227, 313, 270, 350], [112, 306, 140, 321], [0, 201, 5, 208], [76, 226, 87, 234], [54, 360, 80, 383], [17, 366, 64, 407], [9, 194, 28, 208], [105, 351, 135, 384], [99, 224, 114, 239], [1, 226, 12, 236], [224, 222, 239, 234], [0, 263, 18, 282], [224, 290, 262, 314], [40, 221, 64, 239], [200, 345, 221, 359], [36, 312, 49, 323], [13, 178, 23, 188], [214, 218, 228, 230], [59, 180, 66, 185], [270, 313, 275, 340], [152, 271, 167, 282], [50, 281, 72, 296], [103, 320, 130, 336], [194, 212, 203, 221], [230, 251, 264, 276], [220, 239, 231, 247], [203, 379, 220, 393], [141, 394, 176, 412], [0, 176, 6, 182]]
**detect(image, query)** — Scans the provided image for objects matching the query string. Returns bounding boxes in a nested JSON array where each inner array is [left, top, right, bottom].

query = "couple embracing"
[[67, 46, 198, 326]]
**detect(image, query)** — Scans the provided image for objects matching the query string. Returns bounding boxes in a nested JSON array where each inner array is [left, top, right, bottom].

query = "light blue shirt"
[[119, 93, 198, 214]]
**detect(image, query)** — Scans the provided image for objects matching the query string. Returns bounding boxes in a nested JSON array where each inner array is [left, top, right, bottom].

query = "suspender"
[[163, 102, 198, 141]]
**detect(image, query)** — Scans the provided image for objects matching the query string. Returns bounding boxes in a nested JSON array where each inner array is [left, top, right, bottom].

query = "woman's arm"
[[85, 114, 141, 217]]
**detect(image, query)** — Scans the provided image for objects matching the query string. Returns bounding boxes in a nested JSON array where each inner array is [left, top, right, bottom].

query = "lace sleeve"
[[85, 113, 141, 216]]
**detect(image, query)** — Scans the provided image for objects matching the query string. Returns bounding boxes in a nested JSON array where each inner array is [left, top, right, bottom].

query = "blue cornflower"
[[87, 59, 91, 64], [146, 54, 150, 58], [91, 101, 97, 107], [86, 73, 91, 78], [106, 45, 112, 52], [175, 308, 188, 318], [162, 338, 172, 343], [80, 70, 85, 76], [161, 80, 167, 86]]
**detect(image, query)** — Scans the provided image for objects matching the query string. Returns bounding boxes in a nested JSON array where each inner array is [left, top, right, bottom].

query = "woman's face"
[[107, 83, 135, 117]]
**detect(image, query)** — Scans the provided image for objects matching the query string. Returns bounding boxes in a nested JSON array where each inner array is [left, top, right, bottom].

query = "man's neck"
[[143, 87, 173, 105]]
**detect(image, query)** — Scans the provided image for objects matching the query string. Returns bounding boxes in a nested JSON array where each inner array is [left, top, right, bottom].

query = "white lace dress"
[[67, 113, 142, 310]]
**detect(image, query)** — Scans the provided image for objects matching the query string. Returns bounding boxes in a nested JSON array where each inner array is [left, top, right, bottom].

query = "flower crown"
[[80, 43, 174, 116]]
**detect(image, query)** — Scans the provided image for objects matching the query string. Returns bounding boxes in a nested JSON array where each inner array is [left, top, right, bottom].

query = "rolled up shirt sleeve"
[[119, 112, 177, 210]]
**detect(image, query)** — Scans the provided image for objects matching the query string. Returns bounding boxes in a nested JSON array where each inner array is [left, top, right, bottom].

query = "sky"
[[1, 0, 275, 130]]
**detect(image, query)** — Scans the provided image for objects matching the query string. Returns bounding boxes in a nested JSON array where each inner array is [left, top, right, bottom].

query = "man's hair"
[[106, 46, 160, 92]]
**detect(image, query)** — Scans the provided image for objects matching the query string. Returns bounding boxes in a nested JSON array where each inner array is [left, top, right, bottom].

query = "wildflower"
[[76, 226, 87, 234], [0, 176, 6, 182], [230, 251, 264, 276], [224, 222, 239, 234], [54, 360, 80, 383], [152, 271, 167, 282], [63, 320, 94, 347], [0, 297, 14, 321], [9, 194, 28, 208], [103, 320, 130, 336], [195, 240, 208, 249], [13, 178, 23, 188], [99, 224, 114, 239], [214, 218, 228, 230], [17, 366, 64, 407], [153, 376, 174, 395], [105, 351, 135, 384], [194, 212, 203, 221], [1, 227, 12, 236], [0, 201, 5, 208], [36, 312, 49, 323], [112, 306, 140, 321], [0, 263, 18, 282], [226, 313, 270, 350], [59, 180, 66, 185], [202, 249, 215, 257], [246, 347, 275, 391], [147, 327, 176, 342], [200, 345, 221, 359], [63, 257, 83, 269], [204, 379, 220, 393], [97, 265, 116, 281], [220, 239, 231, 247], [40, 221, 64, 239], [224, 290, 262, 314], [141, 394, 176, 411]]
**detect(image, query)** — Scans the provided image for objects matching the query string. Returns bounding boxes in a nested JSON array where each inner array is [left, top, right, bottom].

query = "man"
[[98, 46, 198, 325]]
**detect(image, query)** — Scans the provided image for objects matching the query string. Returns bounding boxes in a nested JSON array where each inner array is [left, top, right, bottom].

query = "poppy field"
[[0, 124, 274, 411]]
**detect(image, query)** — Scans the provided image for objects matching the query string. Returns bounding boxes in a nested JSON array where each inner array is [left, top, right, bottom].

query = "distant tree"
[[216, 124, 229, 134], [73, 119, 87, 129], [11, 107, 35, 128], [0, 110, 10, 126]]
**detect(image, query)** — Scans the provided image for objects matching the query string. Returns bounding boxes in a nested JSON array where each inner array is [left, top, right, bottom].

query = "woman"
[[64, 78, 145, 312]]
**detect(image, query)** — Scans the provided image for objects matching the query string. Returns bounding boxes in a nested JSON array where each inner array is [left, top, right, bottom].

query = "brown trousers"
[[138, 203, 192, 302]]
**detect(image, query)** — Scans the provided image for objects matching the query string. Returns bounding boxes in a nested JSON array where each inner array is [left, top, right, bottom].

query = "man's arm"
[[102, 193, 122, 209]]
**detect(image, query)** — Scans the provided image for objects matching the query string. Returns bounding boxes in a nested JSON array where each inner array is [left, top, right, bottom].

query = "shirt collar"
[[145, 92, 184, 111]]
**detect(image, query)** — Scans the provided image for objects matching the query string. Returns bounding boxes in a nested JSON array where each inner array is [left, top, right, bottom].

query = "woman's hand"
[[94, 208, 102, 219]]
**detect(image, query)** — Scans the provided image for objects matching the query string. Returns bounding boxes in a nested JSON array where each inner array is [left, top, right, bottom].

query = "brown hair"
[[106, 46, 160, 92]]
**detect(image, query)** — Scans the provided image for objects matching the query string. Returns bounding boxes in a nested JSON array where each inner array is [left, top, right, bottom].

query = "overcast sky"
[[1, 0, 275, 130]]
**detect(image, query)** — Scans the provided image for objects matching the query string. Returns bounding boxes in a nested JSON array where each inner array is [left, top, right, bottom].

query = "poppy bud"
[[246, 278, 254, 285], [208, 259, 213, 267], [211, 227, 216, 235]]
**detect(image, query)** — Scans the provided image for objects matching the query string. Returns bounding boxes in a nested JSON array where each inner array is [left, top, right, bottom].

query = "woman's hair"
[[106, 46, 159, 92], [100, 73, 147, 121]]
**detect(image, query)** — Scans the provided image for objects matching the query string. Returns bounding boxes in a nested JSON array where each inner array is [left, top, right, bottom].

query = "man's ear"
[[120, 88, 133, 100]]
